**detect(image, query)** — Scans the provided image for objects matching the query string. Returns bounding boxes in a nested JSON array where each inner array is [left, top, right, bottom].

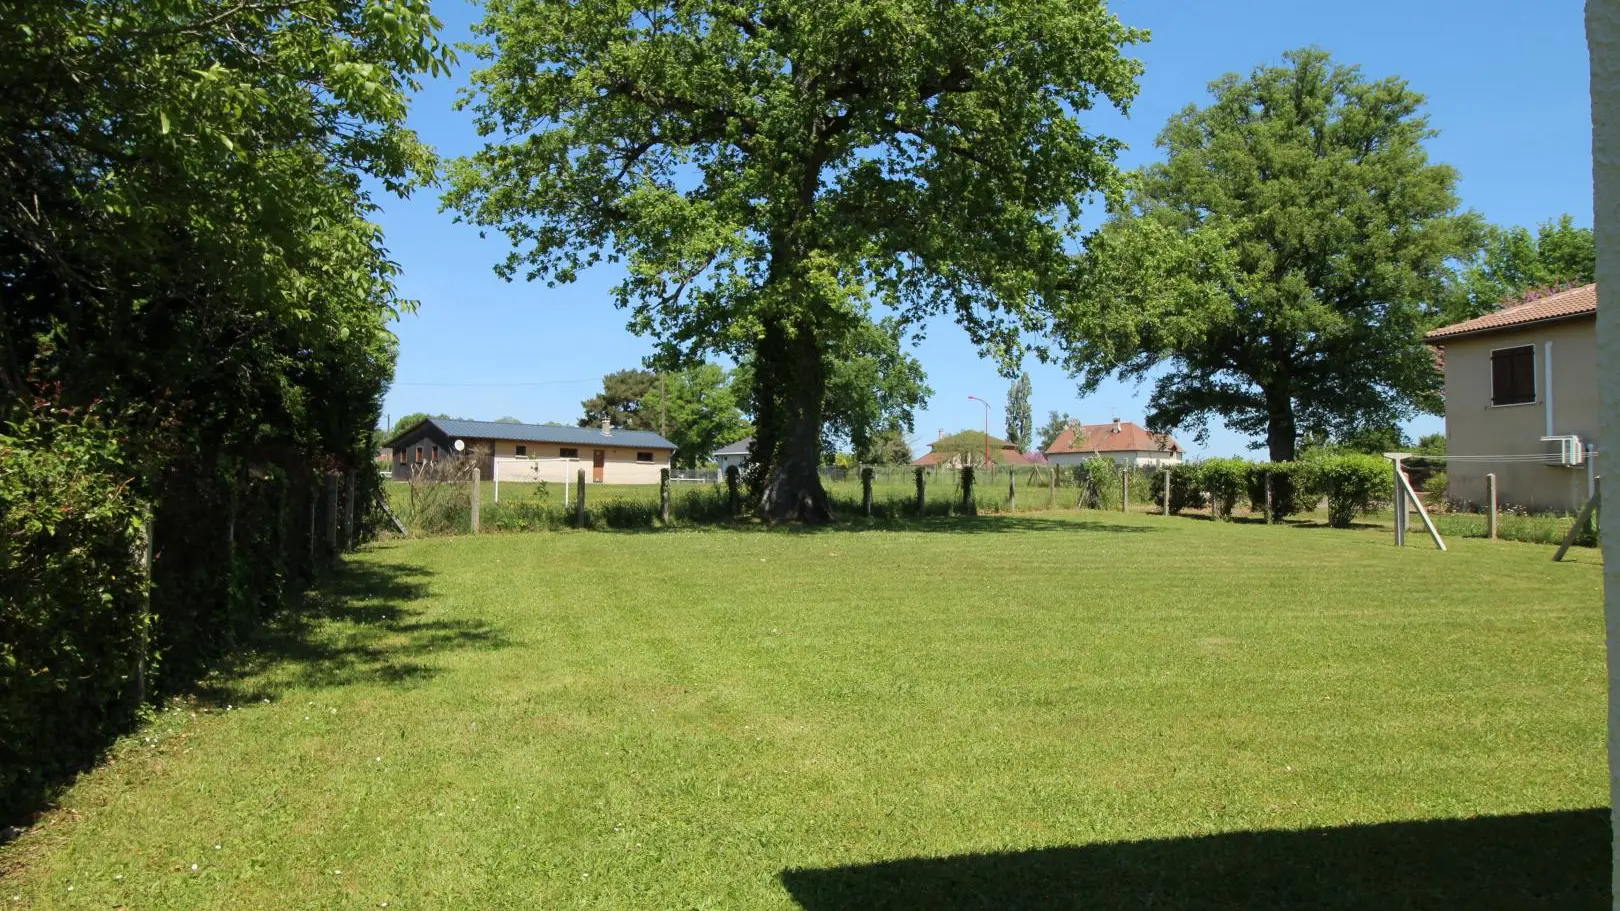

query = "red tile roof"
[[1424, 283, 1597, 341], [1045, 421, 1181, 456]]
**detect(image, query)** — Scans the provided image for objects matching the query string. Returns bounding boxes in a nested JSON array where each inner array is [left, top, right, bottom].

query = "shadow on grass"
[[194, 550, 510, 704], [596, 514, 1161, 537], [780, 808, 1608, 910]]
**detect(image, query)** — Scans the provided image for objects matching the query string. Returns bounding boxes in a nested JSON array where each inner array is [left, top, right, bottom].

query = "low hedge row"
[[1157, 454, 1393, 527]]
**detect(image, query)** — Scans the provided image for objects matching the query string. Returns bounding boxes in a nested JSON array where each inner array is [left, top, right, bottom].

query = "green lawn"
[[2, 513, 1607, 908]]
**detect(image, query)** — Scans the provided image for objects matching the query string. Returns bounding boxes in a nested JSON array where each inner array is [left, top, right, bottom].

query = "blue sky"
[[377, 0, 1592, 457]]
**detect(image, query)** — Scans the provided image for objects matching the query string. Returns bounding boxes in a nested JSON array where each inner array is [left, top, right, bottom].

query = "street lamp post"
[[966, 395, 990, 468]]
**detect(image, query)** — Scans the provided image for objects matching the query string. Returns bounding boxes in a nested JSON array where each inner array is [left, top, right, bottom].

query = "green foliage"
[[644, 364, 751, 469], [1005, 373, 1033, 452], [1065, 49, 1479, 461], [1037, 412, 1075, 451], [0, 407, 145, 819], [1414, 433, 1447, 457], [1423, 470, 1450, 509], [448, 0, 1144, 519], [1198, 457, 1250, 520], [1071, 459, 1121, 510], [1245, 462, 1315, 520], [1441, 215, 1595, 324], [0, 0, 447, 820], [580, 370, 658, 431], [863, 428, 915, 466], [1308, 454, 1395, 528]]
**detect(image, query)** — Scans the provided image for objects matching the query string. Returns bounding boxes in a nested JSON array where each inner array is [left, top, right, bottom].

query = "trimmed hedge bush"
[[1, 411, 146, 816], [1309, 454, 1395, 528], [1199, 457, 1250, 520]]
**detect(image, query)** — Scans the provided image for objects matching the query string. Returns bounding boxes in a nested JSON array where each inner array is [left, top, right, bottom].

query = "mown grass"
[[5, 512, 1604, 909]]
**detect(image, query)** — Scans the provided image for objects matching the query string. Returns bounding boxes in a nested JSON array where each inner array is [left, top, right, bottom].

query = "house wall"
[[1441, 318, 1598, 513], [490, 444, 672, 485], [1047, 450, 1183, 469]]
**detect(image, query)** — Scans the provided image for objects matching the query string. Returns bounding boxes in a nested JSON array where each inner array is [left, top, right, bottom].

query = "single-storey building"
[[912, 430, 1033, 468], [382, 418, 677, 484], [1044, 419, 1183, 469], [713, 437, 752, 478], [1424, 283, 1598, 513]]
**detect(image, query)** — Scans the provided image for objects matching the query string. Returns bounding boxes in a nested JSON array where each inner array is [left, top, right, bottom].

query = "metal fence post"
[[1486, 473, 1499, 540]]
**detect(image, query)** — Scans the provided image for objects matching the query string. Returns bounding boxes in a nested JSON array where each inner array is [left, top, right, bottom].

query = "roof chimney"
[[601, 418, 612, 436], [1111, 417, 1122, 433]]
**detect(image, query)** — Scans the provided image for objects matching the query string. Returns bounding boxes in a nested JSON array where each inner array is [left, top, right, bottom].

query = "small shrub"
[[1155, 463, 1207, 514], [1422, 470, 1449, 513], [1072, 459, 1121, 510], [1200, 457, 1250, 520], [1247, 462, 1315, 520], [1310, 454, 1394, 528]]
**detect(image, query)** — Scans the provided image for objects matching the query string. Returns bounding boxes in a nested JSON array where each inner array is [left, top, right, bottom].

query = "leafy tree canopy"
[[1037, 411, 1075, 451], [1005, 373, 1033, 452], [1440, 215, 1595, 324], [580, 369, 658, 431], [448, 0, 1144, 521], [644, 363, 751, 468], [1062, 49, 1480, 462]]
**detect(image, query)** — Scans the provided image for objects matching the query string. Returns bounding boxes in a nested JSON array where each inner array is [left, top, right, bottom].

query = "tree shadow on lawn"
[[193, 549, 512, 705], [780, 808, 1609, 910], [600, 515, 1161, 537]]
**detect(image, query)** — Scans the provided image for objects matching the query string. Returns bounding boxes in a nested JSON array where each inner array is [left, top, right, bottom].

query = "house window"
[[415, 446, 423, 463], [515, 444, 527, 456], [559, 447, 579, 458], [636, 451, 654, 463], [1491, 345, 1536, 406]]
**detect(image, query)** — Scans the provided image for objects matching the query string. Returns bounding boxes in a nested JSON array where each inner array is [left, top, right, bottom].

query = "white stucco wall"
[[1047, 450, 1183, 469], [1587, 1, 1619, 902]]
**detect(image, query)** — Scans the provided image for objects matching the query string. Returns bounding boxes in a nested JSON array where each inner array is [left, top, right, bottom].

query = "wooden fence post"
[[470, 468, 481, 534], [344, 468, 357, 549], [575, 468, 587, 527], [726, 465, 741, 517], [659, 468, 671, 524], [1049, 468, 1057, 510], [1486, 473, 1499, 540], [861, 467, 874, 517], [1007, 465, 1016, 511], [1264, 471, 1274, 525], [914, 467, 926, 517], [960, 465, 976, 515], [325, 472, 339, 557], [1554, 478, 1600, 562]]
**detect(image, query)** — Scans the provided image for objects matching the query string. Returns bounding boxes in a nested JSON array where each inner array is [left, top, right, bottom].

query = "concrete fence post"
[[1163, 469, 1171, 517], [1121, 469, 1129, 513], [659, 468, 671, 524], [470, 468, 481, 534], [1486, 473, 1499, 540], [575, 469, 587, 527], [861, 467, 874, 517]]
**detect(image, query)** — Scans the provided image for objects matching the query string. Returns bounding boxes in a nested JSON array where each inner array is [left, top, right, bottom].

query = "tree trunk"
[[1264, 387, 1298, 463], [753, 318, 834, 523]]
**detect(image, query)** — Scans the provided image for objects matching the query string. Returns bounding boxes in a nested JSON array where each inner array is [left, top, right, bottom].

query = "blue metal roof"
[[390, 418, 675, 450], [713, 437, 753, 456]]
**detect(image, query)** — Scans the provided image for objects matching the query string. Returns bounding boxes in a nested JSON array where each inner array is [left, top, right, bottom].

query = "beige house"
[[1425, 283, 1599, 513], [1044, 419, 1183, 469], [383, 418, 676, 484]]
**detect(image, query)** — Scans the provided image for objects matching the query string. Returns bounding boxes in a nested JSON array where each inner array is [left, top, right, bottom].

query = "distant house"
[[382, 417, 677, 484], [912, 431, 1032, 468], [1424, 283, 1598, 513], [713, 437, 752, 477], [1045, 419, 1183, 469]]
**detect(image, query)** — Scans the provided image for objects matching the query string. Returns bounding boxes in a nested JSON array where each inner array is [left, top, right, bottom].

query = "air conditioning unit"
[[1541, 434, 1585, 466]]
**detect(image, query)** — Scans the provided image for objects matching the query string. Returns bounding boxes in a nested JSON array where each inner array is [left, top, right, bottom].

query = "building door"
[[592, 449, 605, 483]]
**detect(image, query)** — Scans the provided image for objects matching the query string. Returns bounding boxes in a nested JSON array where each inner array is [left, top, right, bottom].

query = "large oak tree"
[[1062, 49, 1479, 462], [446, 0, 1144, 521]]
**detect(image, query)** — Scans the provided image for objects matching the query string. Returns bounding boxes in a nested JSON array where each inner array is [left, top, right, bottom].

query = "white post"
[[1387, 453, 1410, 547], [493, 458, 500, 504], [1586, 4, 1620, 900]]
